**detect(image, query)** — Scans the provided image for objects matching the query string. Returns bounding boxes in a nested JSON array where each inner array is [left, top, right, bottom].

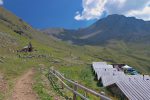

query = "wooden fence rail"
[[48, 68, 111, 100]]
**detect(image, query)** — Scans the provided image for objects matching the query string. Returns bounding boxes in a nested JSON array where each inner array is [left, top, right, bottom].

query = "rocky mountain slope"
[[43, 14, 150, 45]]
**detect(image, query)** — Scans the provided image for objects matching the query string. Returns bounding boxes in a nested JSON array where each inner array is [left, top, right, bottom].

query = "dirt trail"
[[0, 74, 8, 93], [11, 69, 38, 100]]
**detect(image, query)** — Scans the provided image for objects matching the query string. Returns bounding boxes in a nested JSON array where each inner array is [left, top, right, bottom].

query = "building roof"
[[116, 78, 150, 100], [92, 62, 113, 73], [92, 62, 150, 100]]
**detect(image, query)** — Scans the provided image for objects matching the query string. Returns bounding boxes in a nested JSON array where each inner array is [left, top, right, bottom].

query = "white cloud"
[[75, 0, 107, 20], [75, 0, 150, 21], [0, 0, 3, 5], [127, 2, 150, 20]]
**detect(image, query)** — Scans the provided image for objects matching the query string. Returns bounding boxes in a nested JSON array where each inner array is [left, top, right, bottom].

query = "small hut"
[[18, 42, 33, 52]]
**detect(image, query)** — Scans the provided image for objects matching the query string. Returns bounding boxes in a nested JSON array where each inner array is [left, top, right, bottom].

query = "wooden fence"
[[48, 68, 111, 100]]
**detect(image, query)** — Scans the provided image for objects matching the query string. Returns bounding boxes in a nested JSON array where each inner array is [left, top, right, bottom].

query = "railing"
[[48, 68, 111, 100]]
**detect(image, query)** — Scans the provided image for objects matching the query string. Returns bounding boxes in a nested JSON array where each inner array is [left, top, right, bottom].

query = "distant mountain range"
[[42, 14, 150, 45]]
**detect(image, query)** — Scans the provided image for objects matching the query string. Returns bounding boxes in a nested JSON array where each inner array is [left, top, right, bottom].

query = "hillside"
[[0, 7, 150, 100]]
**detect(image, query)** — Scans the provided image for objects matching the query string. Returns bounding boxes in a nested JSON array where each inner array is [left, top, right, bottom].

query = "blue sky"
[[3, 0, 96, 29], [2, 0, 150, 29]]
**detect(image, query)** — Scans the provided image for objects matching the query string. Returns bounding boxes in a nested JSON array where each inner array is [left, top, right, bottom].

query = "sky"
[[1, 0, 150, 29]]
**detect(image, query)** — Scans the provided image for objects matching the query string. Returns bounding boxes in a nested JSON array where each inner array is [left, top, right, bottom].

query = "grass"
[[0, 92, 4, 100], [33, 71, 52, 100], [57, 65, 98, 89], [56, 65, 110, 99]]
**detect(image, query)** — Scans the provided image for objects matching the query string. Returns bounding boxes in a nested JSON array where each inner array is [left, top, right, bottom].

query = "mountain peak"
[[107, 14, 126, 18], [97, 14, 145, 24]]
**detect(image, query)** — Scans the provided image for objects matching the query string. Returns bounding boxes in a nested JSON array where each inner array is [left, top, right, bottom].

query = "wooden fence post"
[[84, 92, 87, 98], [61, 74, 64, 89], [73, 82, 78, 100]]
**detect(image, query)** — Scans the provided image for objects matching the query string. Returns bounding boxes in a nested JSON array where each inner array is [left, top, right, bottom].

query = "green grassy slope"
[[0, 7, 150, 100], [0, 7, 101, 99]]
